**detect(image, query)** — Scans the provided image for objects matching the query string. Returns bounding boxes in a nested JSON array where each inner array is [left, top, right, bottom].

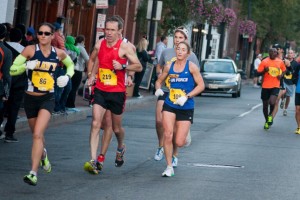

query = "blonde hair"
[[136, 38, 148, 52]]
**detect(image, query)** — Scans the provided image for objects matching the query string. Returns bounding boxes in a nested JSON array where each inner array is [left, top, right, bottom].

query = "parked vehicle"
[[200, 59, 242, 98]]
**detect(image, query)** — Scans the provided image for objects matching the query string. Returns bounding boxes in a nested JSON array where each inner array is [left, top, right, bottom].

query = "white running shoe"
[[162, 166, 174, 177], [184, 130, 192, 147], [283, 110, 287, 116], [172, 155, 178, 168], [154, 147, 164, 161]]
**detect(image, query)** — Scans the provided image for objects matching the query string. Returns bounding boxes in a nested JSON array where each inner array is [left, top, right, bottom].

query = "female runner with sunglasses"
[[10, 22, 74, 186]]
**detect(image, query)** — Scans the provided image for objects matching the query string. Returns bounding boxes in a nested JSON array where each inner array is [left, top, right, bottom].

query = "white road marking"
[[186, 163, 244, 169], [238, 103, 262, 117]]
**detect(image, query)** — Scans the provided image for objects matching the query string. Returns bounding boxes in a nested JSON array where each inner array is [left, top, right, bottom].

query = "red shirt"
[[95, 39, 127, 92]]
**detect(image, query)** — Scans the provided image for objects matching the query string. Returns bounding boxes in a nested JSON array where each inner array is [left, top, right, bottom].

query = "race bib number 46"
[[169, 88, 186, 103], [99, 68, 117, 86], [32, 71, 54, 91]]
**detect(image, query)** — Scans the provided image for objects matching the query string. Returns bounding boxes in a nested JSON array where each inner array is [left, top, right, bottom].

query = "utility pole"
[[205, 24, 212, 59], [148, 0, 157, 50], [241, 0, 251, 79]]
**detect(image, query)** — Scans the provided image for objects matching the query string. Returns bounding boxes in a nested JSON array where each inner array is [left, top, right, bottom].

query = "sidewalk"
[[13, 88, 156, 133]]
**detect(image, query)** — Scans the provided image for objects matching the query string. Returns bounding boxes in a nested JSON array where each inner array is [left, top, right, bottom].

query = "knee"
[[92, 120, 101, 130], [32, 133, 43, 141], [113, 126, 122, 134], [163, 131, 173, 142], [176, 139, 185, 147]]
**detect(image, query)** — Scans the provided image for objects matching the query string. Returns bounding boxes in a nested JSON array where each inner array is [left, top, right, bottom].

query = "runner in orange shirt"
[[257, 48, 286, 130]]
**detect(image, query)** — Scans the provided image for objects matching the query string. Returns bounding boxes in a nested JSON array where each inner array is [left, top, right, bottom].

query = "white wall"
[[0, 0, 16, 24]]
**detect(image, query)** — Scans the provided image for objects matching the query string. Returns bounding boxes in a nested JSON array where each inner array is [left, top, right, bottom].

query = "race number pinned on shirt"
[[284, 73, 292, 79], [99, 68, 117, 85], [169, 88, 186, 103], [268, 67, 282, 77], [32, 71, 55, 91]]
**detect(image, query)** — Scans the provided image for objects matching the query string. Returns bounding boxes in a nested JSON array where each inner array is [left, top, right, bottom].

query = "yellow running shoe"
[[23, 173, 37, 186], [267, 115, 273, 126], [84, 160, 99, 174], [40, 154, 51, 173], [264, 122, 269, 130], [295, 128, 300, 134]]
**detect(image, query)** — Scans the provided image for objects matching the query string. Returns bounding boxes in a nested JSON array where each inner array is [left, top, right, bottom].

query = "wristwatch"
[[122, 64, 127, 69]]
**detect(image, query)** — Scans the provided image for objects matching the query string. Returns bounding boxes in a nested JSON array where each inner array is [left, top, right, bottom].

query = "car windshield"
[[202, 61, 235, 73]]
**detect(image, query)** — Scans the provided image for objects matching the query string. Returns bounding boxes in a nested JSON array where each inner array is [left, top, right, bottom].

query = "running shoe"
[[23, 174, 37, 186], [162, 166, 174, 177], [40, 153, 51, 173], [172, 155, 178, 168], [184, 130, 192, 147], [84, 160, 99, 174], [295, 128, 300, 134], [267, 115, 273, 126], [264, 122, 269, 130], [154, 147, 164, 161], [96, 154, 105, 172], [283, 110, 287, 116], [280, 99, 285, 109], [115, 144, 126, 167]]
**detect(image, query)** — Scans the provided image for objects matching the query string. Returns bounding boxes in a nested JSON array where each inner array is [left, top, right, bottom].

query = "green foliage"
[[159, 0, 191, 35], [135, 0, 191, 37], [237, 0, 300, 49], [135, 0, 148, 36]]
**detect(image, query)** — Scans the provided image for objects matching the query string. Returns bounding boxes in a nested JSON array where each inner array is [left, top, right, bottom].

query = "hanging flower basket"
[[222, 8, 237, 27], [238, 20, 256, 37], [190, 0, 224, 26]]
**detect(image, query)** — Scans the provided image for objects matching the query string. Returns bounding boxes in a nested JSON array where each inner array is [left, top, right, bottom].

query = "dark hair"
[[160, 35, 167, 42], [37, 22, 55, 33], [75, 35, 85, 45], [15, 24, 26, 35], [105, 16, 123, 30]]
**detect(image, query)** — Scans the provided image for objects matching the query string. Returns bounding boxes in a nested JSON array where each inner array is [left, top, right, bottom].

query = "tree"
[[237, 0, 300, 51]]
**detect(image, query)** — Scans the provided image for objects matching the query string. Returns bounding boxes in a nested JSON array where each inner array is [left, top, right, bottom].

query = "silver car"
[[200, 59, 242, 98]]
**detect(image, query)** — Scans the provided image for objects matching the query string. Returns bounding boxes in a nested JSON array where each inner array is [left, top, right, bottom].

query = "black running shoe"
[[115, 145, 126, 167]]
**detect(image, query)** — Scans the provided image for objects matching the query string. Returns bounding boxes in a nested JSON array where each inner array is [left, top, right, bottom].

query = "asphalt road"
[[1, 84, 300, 200]]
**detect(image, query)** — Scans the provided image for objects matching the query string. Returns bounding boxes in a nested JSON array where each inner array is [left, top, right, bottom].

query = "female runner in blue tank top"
[[155, 41, 204, 177], [10, 22, 74, 186]]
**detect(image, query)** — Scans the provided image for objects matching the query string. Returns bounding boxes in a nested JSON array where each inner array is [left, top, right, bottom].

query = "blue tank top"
[[165, 60, 195, 110], [27, 44, 60, 93]]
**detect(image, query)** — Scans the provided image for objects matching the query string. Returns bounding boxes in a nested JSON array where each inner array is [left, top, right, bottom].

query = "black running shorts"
[[24, 93, 55, 119], [295, 93, 300, 106], [261, 88, 279, 101], [162, 103, 194, 123], [92, 88, 126, 115]]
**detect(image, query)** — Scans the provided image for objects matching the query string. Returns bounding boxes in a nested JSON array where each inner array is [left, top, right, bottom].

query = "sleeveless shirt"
[[95, 39, 127, 92], [27, 44, 60, 93], [165, 60, 195, 110]]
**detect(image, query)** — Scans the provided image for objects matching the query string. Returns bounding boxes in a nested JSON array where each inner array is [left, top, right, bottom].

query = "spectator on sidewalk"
[[26, 27, 36, 45], [154, 35, 168, 65], [253, 53, 262, 88], [66, 35, 88, 112], [51, 22, 68, 114], [51, 22, 65, 50], [133, 38, 152, 98], [0, 24, 12, 140], [3, 28, 26, 143]]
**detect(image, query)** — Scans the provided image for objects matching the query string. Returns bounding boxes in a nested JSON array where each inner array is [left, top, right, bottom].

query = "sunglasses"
[[37, 31, 53, 36]]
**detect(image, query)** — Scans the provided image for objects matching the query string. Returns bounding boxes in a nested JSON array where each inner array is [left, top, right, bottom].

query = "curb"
[[15, 94, 157, 132]]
